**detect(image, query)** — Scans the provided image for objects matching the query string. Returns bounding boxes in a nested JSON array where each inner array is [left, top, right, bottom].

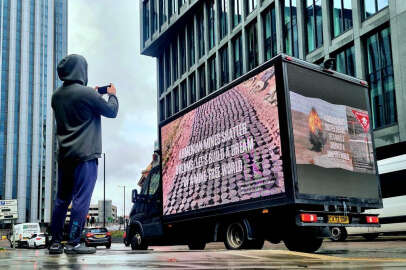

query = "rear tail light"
[[123, 232, 126, 239], [86, 233, 94, 238], [360, 80, 368, 86], [106, 232, 111, 236], [300, 213, 318, 223], [36, 238, 41, 240], [366, 216, 379, 224], [285, 56, 293, 61]]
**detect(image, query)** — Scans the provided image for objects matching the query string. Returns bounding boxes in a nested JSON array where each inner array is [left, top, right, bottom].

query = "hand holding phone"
[[97, 84, 111, 95]]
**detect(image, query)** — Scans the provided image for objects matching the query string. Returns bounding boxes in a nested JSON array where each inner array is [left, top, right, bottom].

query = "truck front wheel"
[[130, 231, 148, 250], [283, 231, 323, 253]]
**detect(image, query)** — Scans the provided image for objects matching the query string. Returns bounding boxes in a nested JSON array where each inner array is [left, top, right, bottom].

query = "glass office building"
[[0, 0, 67, 223], [140, 0, 406, 198]]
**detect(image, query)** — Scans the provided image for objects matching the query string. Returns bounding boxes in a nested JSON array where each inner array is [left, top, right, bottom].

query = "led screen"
[[161, 66, 284, 216], [290, 91, 375, 174], [286, 62, 380, 199]]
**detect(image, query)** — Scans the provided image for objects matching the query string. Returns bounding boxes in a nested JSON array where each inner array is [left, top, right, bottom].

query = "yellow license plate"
[[328, 215, 349, 224], [95, 235, 105, 238]]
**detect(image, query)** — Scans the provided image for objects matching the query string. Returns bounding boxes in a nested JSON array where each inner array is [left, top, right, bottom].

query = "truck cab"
[[126, 165, 163, 250]]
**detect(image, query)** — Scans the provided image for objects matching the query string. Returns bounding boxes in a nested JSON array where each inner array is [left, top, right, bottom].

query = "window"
[[168, 0, 173, 17], [197, 11, 205, 59], [174, 87, 179, 113], [166, 94, 172, 118], [208, 56, 217, 93], [159, 0, 167, 26], [143, 0, 150, 44], [178, 0, 186, 10], [263, 7, 277, 61], [190, 73, 197, 104], [332, 0, 352, 38], [232, 0, 242, 28], [233, 35, 243, 79], [158, 54, 165, 95], [172, 41, 178, 82], [247, 22, 258, 70], [366, 27, 396, 129], [305, 0, 323, 52], [220, 46, 229, 86], [208, 0, 216, 49], [148, 173, 160, 195], [283, 0, 299, 57], [160, 99, 165, 120], [332, 45, 355, 77], [220, 0, 228, 40], [152, 0, 158, 34], [198, 65, 206, 99], [188, 22, 195, 68], [181, 80, 187, 109], [246, 0, 257, 15], [165, 48, 171, 90], [362, 0, 388, 20], [180, 31, 186, 76]]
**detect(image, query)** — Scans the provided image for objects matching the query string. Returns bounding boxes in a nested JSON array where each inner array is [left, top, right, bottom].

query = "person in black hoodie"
[[49, 54, 118, 254]]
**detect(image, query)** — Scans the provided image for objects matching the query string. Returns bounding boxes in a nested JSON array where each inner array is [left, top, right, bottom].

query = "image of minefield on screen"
[[290, 91, 376, 174], [161, 66, 285, 216]]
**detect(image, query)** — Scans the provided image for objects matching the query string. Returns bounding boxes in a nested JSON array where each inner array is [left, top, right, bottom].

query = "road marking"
[[233, 249, 406, 263]]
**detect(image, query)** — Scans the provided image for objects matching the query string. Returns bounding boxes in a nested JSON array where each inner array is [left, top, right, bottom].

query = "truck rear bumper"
[[296, 211, 380, 227]]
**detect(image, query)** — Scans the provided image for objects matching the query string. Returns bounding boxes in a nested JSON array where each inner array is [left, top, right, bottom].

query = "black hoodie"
[[52, 54, 119, 163]]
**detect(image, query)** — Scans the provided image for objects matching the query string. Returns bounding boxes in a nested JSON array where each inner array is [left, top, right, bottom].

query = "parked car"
[[9, 223, 41, 248], [82, 227, 111, 249], [27, 233, 48, 249]]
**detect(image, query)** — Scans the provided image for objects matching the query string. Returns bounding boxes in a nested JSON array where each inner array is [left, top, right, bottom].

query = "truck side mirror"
[[132, 189, 138, 203]]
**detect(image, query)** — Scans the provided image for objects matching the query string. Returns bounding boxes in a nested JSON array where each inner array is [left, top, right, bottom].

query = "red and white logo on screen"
[[352, 110, 370, 133]]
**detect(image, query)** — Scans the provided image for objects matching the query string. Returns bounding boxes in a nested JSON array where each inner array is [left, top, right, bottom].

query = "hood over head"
[[57, 54, 88, 86]]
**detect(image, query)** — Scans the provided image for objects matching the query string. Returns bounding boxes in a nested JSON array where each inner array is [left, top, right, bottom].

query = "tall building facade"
[[140, 0, 406, 198], [0, 0, 67, 223]]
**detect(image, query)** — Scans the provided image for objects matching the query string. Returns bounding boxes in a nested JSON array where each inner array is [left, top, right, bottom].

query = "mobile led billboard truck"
[[127, 55, 382, 253]]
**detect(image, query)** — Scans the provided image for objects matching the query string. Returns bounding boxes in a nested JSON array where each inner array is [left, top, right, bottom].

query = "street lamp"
[[118, 185, 128, 231], [103, 152, 106, 228]]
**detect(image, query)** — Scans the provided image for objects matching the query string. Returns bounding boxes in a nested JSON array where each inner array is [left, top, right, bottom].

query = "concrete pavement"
[[0, 237, 406, 269]]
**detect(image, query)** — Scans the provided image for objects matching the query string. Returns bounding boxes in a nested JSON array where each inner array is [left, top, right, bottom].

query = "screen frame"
[[159, 55, 295, 222], [281, 60, 383, 209]]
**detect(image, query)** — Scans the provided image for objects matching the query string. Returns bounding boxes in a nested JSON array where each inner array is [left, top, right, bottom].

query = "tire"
[[106, 243, 111, 249], [130, 230, 148, 250], [246, 238, 265, 250], [224, 222, 247, 250], [188, 241, 206, 250], [329, 227, 348, 242], [284, 230, 323, 253], [363, 233, 379, 241]]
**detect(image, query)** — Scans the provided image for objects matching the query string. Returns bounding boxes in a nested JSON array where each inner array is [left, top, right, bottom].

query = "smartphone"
[[97, 84, 110, 95]]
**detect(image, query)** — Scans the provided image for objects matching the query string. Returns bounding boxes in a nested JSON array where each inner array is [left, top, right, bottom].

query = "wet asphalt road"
[[1, 237, 406, 269]]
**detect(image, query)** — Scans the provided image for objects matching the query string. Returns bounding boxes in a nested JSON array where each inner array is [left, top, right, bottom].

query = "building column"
[[275, 0, 284, 54], [352, 0, 366, 80], [296, 0, 306, 59], [390, 0, 406, 141]]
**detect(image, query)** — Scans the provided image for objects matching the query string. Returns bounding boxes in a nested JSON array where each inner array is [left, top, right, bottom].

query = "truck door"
[[142, 167, 163, 238], [133, 175, 150, 223]]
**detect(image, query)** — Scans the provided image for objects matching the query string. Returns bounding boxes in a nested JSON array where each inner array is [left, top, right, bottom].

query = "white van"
[[9, 223, 41, 248], [330, 154, 406, 241]]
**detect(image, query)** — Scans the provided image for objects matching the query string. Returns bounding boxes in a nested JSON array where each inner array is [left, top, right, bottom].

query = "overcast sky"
[[68, 0, 157, 217]]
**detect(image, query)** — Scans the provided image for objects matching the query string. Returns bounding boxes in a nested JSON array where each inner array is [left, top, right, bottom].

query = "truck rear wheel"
[[283, 230, 323, 253], [246, 238, 265, 249], [188, 241, 206, 250], [224, 222, 247, 250]]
